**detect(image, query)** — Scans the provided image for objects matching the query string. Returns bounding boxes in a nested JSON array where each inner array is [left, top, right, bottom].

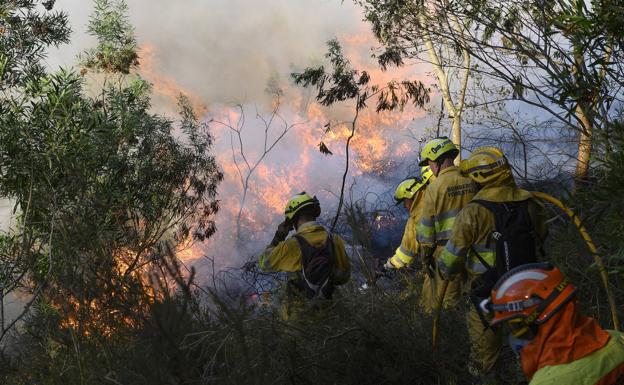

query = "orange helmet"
[[487, 263, 576, 332]]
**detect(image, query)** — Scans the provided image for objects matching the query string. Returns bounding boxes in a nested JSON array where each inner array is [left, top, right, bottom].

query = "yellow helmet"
[[284, 192, 321, 221], [420, 165, 434, 185], [460, 146, 512, 184], [394, 167, 433, 204], [418, 137, 459, 166]]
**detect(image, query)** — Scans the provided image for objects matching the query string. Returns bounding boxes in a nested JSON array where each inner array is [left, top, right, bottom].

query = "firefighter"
[[417, 137, 477, 312], [438, 146, 548, 384], [483, 263, 624, 385], [259, 192, 350, 319], [383, 166, 434, 270]]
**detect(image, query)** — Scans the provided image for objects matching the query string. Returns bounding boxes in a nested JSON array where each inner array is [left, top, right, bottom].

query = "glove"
[[383, 259, 396, 271], [420, 247, 435, 276], [270, 220, 292, 246], [242, 260, 257, 272], [423, 257, 436, 278]]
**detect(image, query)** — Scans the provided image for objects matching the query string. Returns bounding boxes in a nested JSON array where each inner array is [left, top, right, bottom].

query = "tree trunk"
[[452, 114, 462, 165], [574, 104, 593, 182], [420, 12, 470, 165]]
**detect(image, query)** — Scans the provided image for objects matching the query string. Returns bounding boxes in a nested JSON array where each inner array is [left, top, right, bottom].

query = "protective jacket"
[[437, 176, 548, 378], [387, 189, 425, 269], [259, 222, 350, 285], [417, 166, 477, 310], [438, 178, 548, 278], [417, 166, 477, 249], [522, 301, 624, 385]]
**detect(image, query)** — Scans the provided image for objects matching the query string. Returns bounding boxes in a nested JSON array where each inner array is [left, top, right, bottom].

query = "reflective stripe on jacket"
[[438, 180, 548, 277], [259, 222, 350, 285], [529, 330, 624, 385], [388, 189, 425, 268], [417, 166, 476, 248]]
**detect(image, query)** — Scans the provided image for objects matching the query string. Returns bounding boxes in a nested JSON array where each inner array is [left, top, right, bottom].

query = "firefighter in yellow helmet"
[[383, 166, 434, 270], [259, 192, 350, 319], [483, 263, 624, 385], [416, 137, 477, 312], [438, 147, 548, 385]]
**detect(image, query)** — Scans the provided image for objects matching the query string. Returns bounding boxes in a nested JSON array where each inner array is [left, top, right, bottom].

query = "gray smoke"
[[50, 0, 367, 105]]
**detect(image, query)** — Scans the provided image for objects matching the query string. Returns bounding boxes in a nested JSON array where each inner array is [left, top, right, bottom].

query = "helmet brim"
[[418, 158, 429, 166]]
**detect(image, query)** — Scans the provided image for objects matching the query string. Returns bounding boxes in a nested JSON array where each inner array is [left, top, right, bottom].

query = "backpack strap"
[[470, 246, 493, 271], [293, 233, 316, 257], [293, 233, 334, 259], [468, 200, 496, 271]]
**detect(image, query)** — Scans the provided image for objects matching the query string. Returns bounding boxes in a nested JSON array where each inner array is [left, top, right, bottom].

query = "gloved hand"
[[270, 220, 292, 246], [420, 247, 435, 277], [383, 259, 396, 271], [372, 259, 390, 280], [242, 260, 257, 272], [423, 257, 436, 277]]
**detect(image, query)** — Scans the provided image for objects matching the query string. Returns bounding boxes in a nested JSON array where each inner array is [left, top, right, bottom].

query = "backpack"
[[293, 232, 336, 300], [470, 199, 539, 299]]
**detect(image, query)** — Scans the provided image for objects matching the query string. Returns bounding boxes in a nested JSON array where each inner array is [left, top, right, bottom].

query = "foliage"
[[573, 119, 624, 277], [0, 0, 222, 343], [2, 277, 478, 385], [292, 39, 429, 113], [357, 0, 474, 156], [0, 0, 70, 89], [358, 0, 461, 70], [81, 0, 139, 74], [455, 0, 624, 178], [459, 0, 620, 106], [292, 39, 429, 230]]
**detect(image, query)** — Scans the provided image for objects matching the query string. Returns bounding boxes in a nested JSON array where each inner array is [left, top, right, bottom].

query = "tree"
[[440, 0, 624, 182], [0, 0, 222, 342], [0, 0, 71, 343], [0, 0, 70, 91], [292, 39, 429, 229], [358, 0, 476, 160], [81, 0, 139, 75]]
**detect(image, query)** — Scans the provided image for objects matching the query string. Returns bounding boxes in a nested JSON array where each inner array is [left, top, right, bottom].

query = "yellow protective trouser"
[[466, 305, 503, 381], [419, 267, 463, 313], [279, 298, 305, 321], [279, 288, 336, 321]]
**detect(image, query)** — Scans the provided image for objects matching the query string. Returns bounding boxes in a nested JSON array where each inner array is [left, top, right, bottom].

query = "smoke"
[[50, 0, 368, 105], [46, 1, 434, 282]]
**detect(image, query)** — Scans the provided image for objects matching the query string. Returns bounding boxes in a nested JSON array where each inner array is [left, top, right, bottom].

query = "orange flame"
[[138, 44, 207, 117], [137, 30, 429, 272]]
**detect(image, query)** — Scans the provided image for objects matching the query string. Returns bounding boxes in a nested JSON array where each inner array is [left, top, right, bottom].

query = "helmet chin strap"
[[508, 333, 532, 356]]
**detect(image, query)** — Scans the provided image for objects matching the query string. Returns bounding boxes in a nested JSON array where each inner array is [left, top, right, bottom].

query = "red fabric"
[[595, 362, 624, 385], [520, 300, 611, 380]]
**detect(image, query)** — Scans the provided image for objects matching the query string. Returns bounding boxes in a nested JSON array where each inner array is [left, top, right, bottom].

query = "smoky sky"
[[49, 0, 367, 105]]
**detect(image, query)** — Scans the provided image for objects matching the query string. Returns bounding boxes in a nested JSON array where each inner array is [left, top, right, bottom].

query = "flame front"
[[137, 29, 430, 276]]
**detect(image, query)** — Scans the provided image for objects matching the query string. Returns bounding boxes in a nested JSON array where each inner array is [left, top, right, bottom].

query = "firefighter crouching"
[[483, 263, 624, 385], [259, 192, 350, 319]]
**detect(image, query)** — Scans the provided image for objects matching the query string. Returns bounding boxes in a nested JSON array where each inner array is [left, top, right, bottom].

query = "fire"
[[175, 235, 206, 263], [135, 29, 429, 276], [58, 247, 161, 336], [138, 44, 207, 117]]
